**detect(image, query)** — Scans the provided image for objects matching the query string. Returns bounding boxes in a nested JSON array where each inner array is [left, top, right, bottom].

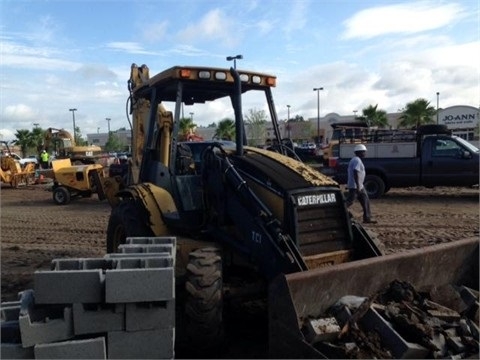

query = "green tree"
[[104, 132, 123, 152], [244, 108, 267, 146], [13, 129, 35, 157], [31, 127, 45, 153], [179, 117, 197, 140], [207, 122, 217, 128], [360, 104, 388, 127], [74, 126, 88, 146], [398, 98, 436, 129], [214, 118, 235, 140], [289, 115, 305, 122]]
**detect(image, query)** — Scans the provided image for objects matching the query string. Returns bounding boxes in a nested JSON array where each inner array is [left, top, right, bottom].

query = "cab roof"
[[132, 65, 277, 104]]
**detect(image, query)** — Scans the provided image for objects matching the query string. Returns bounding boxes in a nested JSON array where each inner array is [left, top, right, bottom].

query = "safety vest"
[[41, 152, 49, 162]]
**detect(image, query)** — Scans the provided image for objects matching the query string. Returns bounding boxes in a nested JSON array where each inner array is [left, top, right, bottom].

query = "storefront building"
[[438, 105, 479, 142]]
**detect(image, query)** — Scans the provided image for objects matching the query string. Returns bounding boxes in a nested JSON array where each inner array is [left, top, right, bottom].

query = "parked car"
[[7, 153, 39, 167]]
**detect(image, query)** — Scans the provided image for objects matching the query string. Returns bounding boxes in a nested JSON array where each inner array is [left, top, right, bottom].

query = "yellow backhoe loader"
[[41, 127, 103, 164], [104, 64, 478, 358]]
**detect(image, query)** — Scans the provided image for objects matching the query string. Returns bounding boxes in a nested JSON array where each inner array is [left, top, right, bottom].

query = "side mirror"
[[462, 151, 471, 159]]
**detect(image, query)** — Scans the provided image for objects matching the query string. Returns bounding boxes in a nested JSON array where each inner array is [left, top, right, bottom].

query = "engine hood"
[[230, 146, 338, 191]]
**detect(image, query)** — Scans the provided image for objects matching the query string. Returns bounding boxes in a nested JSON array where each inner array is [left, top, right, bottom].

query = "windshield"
[[453, 136, 479, 153]]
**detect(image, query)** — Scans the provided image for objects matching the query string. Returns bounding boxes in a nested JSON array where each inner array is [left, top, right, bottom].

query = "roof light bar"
[[214, 72, 227, 80], [179, 69, 191, 78]]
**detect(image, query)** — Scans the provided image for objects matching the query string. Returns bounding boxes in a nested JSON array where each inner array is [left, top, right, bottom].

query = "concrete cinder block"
[[113, 257, 173, 269], [0, 343, 34, 359], [126, 236, 176, 246], [304, 317, 341, 343], [50, 258, 113, 271], [34, 336, 106, 359], [105, 267, 174, 303], [34, 269, 105, 304], [125, 301, 174, 331], [118, 244, 174, 255], [1, 301, 21, 321], [19, 306, 74, 348], [105, 253, 173, 263], [360, 306, 429, 359], [73, 303, 125, 335], [107, 328, 174, 359]]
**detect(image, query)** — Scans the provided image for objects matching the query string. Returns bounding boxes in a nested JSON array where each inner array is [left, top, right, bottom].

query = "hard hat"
[[354, 144, 367, 152], [42, 150, 46, 153]]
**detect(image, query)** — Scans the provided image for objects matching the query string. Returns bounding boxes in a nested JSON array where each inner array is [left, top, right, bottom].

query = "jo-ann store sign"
[[439, 105, 479, 130]]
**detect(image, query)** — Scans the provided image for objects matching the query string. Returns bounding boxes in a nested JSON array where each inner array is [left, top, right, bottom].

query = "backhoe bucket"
[[268, 237, 479, 358]]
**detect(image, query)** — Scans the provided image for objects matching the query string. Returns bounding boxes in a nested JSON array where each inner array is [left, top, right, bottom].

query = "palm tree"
[[31, 127, 45, 153], [360, 104, 388, 127], [179, 117, 196, 140], [13, 129, 35, 157], [398, 98, 436, 129], [214, 118, 235, 140]]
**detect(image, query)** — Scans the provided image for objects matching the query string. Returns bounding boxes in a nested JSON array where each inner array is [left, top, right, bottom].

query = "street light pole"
[[286, 105, 291, 138], [313, 87, 323, 145], [226, 54, 243, 69], [106, 118, 111, 133], [189, 112, 194, 121], [353, 110, 358, 119], [69, 108, 77, 143], [436, 92, 440, 124]]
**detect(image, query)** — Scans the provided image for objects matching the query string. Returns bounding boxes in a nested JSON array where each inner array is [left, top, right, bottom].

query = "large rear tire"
[[106, 199, 153, 253], [364, 174, 385, 199], [185, 247, 224, 356]]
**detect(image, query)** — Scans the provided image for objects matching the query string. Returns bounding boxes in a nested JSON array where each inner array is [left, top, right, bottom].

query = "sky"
[[1, 0, 479, 141]]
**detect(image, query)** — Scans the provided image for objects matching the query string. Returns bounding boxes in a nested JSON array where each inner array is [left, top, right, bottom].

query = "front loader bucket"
[[268, 237, 479, 358]]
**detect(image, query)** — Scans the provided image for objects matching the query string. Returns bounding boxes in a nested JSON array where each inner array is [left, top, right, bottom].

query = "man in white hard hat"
[[345, 144, 377, 224]]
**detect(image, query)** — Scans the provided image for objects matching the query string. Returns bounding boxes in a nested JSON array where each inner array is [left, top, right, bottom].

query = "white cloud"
[[142, 21, 169, 43], [342, 1, 464, 39], [176, 9, 238, 47], [106, 42, 158, 55], [283, 0, 309, 39], [4, 104, 36, 120]]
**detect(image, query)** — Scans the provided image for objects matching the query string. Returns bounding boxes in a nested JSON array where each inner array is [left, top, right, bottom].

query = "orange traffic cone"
[[36, 174, 44, 184]]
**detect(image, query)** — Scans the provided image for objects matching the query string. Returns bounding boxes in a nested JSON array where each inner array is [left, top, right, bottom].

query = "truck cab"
[[420, 135, 479, 187]]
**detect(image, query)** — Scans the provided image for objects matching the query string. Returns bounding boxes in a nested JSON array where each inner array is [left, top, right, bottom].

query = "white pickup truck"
[[9, 153, 39, 167]]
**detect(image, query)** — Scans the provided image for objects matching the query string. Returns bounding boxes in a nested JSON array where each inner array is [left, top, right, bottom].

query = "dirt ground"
[[1, 181, 478, 303]]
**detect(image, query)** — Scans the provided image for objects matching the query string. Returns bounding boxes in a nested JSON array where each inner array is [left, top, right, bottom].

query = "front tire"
[[53, 186, 71, 205], [106, 199, 153, 253], [364, 174, 385, 199], [185, 247, 224, 356]]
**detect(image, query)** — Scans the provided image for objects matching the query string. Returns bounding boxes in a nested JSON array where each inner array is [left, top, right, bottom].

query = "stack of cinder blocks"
[[0, 237, 176, 359]]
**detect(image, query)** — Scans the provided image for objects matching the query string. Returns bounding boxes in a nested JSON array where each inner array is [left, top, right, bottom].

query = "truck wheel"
[[106, 199, 153, 253], [53, 186, 71, 205], [185, 247, 224, 356], [364, 175, 385, 199]]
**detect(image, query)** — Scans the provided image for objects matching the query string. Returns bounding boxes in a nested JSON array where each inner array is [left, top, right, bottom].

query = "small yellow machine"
[[0, 142, 36, 188], [50, 159, 122, 205]]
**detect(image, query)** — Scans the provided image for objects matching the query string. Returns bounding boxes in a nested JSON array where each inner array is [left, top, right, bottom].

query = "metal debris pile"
[[302, 280, 479, 359]]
